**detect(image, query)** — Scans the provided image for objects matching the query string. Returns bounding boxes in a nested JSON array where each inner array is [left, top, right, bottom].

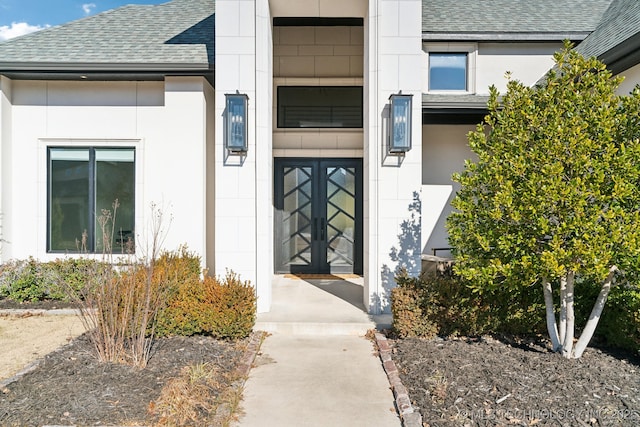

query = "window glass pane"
[[429, 53, 467, 91], [95, 149, 135, 253], [49, 148, 90, 251], [278, 86, 363, 128]]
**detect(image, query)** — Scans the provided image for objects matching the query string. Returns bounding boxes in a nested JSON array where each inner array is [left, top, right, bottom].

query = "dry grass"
[[150, 362, 244, 426]]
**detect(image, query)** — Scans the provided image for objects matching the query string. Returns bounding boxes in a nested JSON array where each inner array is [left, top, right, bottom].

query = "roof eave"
[[0, 62, 215, 84], [422, 32, 591, 42], [0, 61, 213, 73], [597, 32, 640, 75], [423, 101, 488, 110]]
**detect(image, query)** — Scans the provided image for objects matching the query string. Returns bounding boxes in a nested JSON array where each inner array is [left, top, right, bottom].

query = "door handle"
[[313, 218, 318, 240], [320, 218, 325, 241]]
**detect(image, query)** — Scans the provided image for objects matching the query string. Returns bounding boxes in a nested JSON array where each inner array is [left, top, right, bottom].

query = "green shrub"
[[0, 258, 44, 301], [155, 274, 204, 337], [0, 257, 107, 302], [153, 246, 202, 289], [391, 271, 547, 339], [391, 270, 639, 354], [392, 271, 489, 338], [156, 271, 256, 340], [199, 272, 256, 340], [573, 280, 640, 353], [390, 275, 437, 338]]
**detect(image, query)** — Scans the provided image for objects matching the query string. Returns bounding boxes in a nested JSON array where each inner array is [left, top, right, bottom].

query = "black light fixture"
[[389, 93, 413, 153], [225, 93, 249, 153]]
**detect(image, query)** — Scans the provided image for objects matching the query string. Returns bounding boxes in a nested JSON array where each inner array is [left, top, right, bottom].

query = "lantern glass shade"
[[225, 94, 248, 153], [389, 94, 412, 153]]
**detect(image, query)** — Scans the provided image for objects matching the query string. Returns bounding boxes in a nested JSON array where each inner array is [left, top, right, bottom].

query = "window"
[[424, 43, 476, 93], [429, 52, 468, 91], [48, 147, 135, 253], [277, 86, 363, 128]]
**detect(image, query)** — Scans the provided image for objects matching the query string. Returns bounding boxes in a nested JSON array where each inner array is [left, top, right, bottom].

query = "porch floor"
[[255, 275, 391, 335]]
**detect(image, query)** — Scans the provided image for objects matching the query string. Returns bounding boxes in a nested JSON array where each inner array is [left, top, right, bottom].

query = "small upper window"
[[429, 52, 468, 91]]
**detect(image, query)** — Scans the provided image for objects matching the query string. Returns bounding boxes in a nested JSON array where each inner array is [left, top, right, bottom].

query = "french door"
[[274, 158, 363, 274]]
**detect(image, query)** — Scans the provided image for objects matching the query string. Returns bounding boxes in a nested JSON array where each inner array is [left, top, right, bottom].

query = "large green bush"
[[447, 43, 640, 358]]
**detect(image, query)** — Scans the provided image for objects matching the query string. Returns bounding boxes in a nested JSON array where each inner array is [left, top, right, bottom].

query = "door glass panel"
[[326, 166, 356, 269], [281, 166, 313, 266]]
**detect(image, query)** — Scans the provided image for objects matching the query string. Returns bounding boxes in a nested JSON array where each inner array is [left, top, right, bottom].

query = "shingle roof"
[[0, 0, 215, 73], [422, 94, 490, 109], [422, 0, 613, 40], [574, 0, 640, 72]]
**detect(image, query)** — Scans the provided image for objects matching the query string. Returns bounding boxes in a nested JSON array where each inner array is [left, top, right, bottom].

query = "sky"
[[0, 0, 167, 41]]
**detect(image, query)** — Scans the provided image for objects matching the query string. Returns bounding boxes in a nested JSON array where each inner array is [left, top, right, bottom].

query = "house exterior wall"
[[422, 42, 562, 95], [0, 77, 211, 266], [272, 25, 364, 156], [214, 0, 274, 313], [419, 43, 563, 260], [617, 62, 640, 95], [476, 43, 562, 93], [0, 76, 12, 260], [274, 26, 363, 78], [421, 124, 475, 257], [214, 0, 422, 314], [364, 0, 423, 313]]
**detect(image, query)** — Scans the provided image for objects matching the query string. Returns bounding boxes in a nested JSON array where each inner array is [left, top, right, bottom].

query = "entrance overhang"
[[269, 0, 367, 18]]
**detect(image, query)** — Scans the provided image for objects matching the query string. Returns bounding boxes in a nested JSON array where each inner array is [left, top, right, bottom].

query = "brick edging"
[[374, 332, 423, 427], [236, 330, 265, 378]]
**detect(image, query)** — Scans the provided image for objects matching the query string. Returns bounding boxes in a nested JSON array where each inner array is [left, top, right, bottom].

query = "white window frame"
[[424, 43, 477, 94]]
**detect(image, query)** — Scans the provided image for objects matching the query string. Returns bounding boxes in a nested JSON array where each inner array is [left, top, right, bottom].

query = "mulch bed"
[[0, 320, 248, 426], [391, 335, 640, 426]]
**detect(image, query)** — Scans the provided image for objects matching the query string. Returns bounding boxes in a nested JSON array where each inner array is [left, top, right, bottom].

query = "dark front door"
[[274, 158, 363, 274]]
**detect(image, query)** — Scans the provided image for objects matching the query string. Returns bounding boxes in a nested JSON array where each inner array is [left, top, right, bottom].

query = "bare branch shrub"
[[75, 201, 173, 368]]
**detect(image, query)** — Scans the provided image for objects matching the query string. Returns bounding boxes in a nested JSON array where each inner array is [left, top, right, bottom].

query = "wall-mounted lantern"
[[225, 93, 249, 153], [388, 93, 413, 154]]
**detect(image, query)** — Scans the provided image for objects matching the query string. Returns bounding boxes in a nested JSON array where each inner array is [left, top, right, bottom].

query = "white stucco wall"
[[215, 0, 274, 313], [617, 62, 640, 96], [422, 42, 562, 95], [0, 76, 12, 262], [421, 124, 475, 257], [1, 77, 211, 265], [364, 0, 423, 313], [476, 43, 561, 93]]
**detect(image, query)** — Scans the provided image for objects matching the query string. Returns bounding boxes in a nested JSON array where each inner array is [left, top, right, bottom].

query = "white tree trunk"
[[573, 266, 618, 358], [561, 271, 575, 358], [559, 274, 567, 346], [542, 278, 561, 351]]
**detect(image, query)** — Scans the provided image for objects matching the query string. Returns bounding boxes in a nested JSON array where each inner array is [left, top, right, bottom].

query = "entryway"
[[274, 158, 363, 274]]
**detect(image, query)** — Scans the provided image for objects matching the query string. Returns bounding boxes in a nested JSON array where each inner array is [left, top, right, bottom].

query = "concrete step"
[[255, 276, 392, 336], [255, 315, 391, 336]]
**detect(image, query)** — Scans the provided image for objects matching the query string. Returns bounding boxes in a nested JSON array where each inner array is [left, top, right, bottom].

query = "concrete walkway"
[[237, 275, 400, 426]]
